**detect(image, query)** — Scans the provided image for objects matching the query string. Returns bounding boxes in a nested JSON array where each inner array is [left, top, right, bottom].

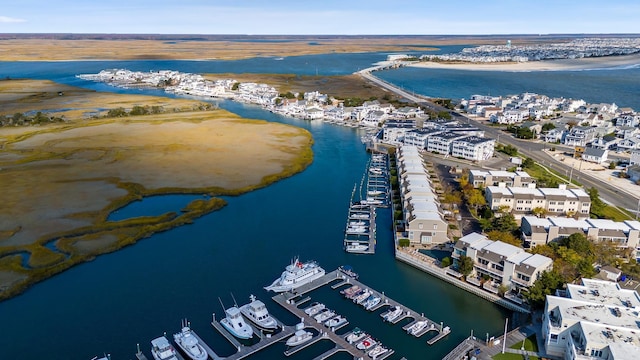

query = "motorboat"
[[324, 315, 347, 328], [382, 306, 403, 322], [313, 309, 336, 323], [346, 243, 368, 252], [350, 213, 369, 219], [173, 321, 207, 360], [367, 190, 384, 196], [363, 295, 381, 311], [406, 321, 427, 336], [303, 302, 325, 316], [346, 226, 367, 234], [345, 328, 367, 344], [286, 329, 313, 346], [368, 344, 389, 358], [348, 220, 367, 226], [239, 295, 278, 331], [353, 289, 372, 304], [356, 336, 377, 351], [264, 257, 325, 292], [340, 285, 360, 298], [150, 335, 178, 360], [220, 305, 253, 339]]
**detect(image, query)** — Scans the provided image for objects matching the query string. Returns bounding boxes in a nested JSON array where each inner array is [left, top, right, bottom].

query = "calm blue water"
[[1, 49, 637, 359], [375, 65, 640, 109]]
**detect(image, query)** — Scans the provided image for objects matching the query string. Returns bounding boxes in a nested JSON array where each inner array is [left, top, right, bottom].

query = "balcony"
[[483, 281, 500, 294], [511, 276, 531, 287]]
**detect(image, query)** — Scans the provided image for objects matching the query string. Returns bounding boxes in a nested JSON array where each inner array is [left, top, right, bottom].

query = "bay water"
[[1, 48, 637, 359]]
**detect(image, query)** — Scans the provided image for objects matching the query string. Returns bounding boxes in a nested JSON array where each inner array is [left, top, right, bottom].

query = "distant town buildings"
[[542, 278, 640, 360], [421, 38, 640, 63]]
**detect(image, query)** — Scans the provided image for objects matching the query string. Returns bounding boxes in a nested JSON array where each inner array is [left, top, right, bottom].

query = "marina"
[[343, 153, 390, 255], [131, 268, 448, 360]]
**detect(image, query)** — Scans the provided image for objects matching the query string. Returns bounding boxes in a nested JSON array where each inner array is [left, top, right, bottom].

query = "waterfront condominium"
[[396, 145, 449, 245], [542, 278, 640, 359], [452, 232, 552, 298]]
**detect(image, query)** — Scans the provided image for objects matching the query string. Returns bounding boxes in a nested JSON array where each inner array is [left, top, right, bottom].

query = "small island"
[[0, 79, 313, 300]]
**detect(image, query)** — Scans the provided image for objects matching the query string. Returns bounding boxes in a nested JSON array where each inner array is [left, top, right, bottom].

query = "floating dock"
[[133, 268, 446, 360], [344, 202, 376, 254]]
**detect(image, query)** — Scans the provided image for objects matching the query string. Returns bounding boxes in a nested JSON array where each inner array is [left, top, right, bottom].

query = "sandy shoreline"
[[409, 53, 640, 72]]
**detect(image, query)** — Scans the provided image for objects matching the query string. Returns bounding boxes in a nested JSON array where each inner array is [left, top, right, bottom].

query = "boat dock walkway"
[[133, 268, 442, 360], [273, 291, 379, 360], [135, 344, 186, 360], [210, 311, 296, 360], [343, 203, 376, 254]]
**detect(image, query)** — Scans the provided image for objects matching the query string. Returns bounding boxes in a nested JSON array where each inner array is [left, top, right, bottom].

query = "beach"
[[409, 53, 640, 72]]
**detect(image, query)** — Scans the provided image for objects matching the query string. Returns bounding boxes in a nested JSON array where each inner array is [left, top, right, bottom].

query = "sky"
[[1, 0, 640, 35]]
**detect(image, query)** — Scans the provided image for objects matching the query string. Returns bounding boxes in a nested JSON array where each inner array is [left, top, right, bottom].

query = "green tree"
[[542, 123, 556, 132], [458, 255, 475, 277], [231, 82, 240, 91], [441, 257, 452, 268], [437, 110, 452, 120], [531, 207, 548, 218], [522, 157, 535, 169], [587, 187, 606, 214], [523, 270, 564, 309], [466, 189, 486, 213], [486, 230, 521, 246]]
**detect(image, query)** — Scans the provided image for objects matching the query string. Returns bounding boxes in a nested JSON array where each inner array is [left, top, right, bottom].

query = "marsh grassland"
[[0, 80, 313, 300]]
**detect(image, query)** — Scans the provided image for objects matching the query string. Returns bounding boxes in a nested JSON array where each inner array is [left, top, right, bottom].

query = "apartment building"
[[485, 184, 591, 218], [542, 278, 640, 359], [452, 232, 553, 294]]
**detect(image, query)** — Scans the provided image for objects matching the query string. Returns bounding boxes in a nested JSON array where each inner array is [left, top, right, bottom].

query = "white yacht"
[[173, 322, 207, 360], [363, 295, 381, 311], [406, 321, 427, 336], [345, 242, 368, 252], [368, 344, 389, 358], [286, 329, 313, 346], [220, 306, 253, 339], [150, 335, 178, 360], [324, 315, 347, 328], [313, 309, 336, 323], [264, 257, 325, 292], [356, 336, 377, 351], [346, 226, 367, 234], [303, 302, 325, 316], [345, 328, 367, 344], [382, 306, 403, 322], [353, 289, 372, 304], [239, 295, 277, 331]]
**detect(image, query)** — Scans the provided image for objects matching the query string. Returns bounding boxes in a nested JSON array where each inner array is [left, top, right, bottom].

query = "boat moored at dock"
[[303, 302, 325, 316], [239, 295, 278, 331], [356, 336, 377, 351], [150, 335, 178, 360], [264, 257, 325, 292], [220, 305, 253, 340], [173, 321, 207, 360], [406, 321, 427, 336], [338, 265, 359, 279], [382, 306, 403, 322]]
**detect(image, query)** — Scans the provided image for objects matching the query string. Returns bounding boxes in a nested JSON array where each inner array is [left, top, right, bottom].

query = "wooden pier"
[[133, 268, 446, 360]]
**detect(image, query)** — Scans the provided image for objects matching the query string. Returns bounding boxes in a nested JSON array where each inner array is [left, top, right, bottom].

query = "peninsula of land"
[[0, 79, 313, 300], [411, 52, 640, 72]]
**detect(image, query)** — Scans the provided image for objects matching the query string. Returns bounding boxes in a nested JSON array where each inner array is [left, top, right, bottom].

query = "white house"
[[581, 147, 608, 164]]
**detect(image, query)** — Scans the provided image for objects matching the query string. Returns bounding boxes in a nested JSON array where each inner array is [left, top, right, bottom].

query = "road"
[[358, 68, 639, 212]]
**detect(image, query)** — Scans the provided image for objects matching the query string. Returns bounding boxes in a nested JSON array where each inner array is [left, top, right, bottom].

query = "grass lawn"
[[510, 335, 538, 352], [494, 353, 539, 360], [593, 205, 634, 221]]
